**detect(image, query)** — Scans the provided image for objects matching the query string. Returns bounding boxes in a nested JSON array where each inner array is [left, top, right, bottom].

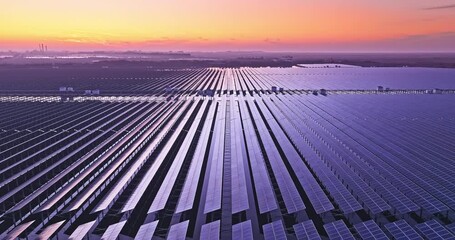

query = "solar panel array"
[[0, 66, 454, 239]]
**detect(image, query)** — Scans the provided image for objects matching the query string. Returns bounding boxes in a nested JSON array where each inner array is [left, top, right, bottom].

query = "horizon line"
[[2, 50, 455, 54]]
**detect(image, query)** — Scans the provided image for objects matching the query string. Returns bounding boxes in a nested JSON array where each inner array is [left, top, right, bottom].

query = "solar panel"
[[148, 101, 208, 213], [261, 97, 338, 214], [446, 223, 455, 234], [323, 220, 355, 240], [263, 220, 287, 240], [38, 220, 66, 240], [3, 220, 35, 240], [135, 220, 159, 240], [354, 220, 389, 240], [230, 99, 249, 214], [204, 98, 227, 214], [238, 98, 278, 214], [122, 101, 193, 213], [232, 220, 254, 240], [90, 104, 179, 214], [176, 102, 217, 213], [167, 220, 189, 240], [200, 220, 220, 240], [302, 95, 451, 215], [69, 220, 96, 240], [283, 95, 421, 215], [292, 106, 390, 214], [293, 220, 321, 240], [415, 220, 455, 240], [63, 104, 161, 214], [8, 103, 162, 216], [384, 220, 421, 240], [246, 98, 305, 214], [304, 121, 391, 214], [101, 220, 126, 240]]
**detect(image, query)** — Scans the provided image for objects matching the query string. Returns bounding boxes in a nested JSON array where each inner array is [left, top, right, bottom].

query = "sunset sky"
[[1, 0, 455, 52]]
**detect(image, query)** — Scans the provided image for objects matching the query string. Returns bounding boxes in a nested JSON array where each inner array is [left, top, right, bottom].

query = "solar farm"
[[0, 65, 455, 239]]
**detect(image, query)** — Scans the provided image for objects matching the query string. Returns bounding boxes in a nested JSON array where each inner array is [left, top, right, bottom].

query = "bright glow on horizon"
[[1, 0, 455, 51]]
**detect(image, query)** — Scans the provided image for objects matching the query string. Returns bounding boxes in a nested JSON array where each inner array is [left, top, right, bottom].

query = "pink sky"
[[1, 0, 455, 52]]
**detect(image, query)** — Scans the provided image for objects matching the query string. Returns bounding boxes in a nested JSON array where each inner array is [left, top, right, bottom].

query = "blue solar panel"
[[415, 220, 455, 240], [167, 220, 189, 240], [233, 220, 254, 240], [175, 102, 217, 213], [265, 97, 359, 214], [289, 106, 391, 215], [38, 220, 66, 240], [204, 99, 227, 214], [304, 95, 453, 215], [101, 220, 126, 240], [354, 220, 389, 240], [293, 220, 321, 240], [323, 220, 355, 240], [446, 223, 455, 234], [384, 220, 421, 240], [238, 98, 278, 214], [246, 98, 305, 214], [263, 220, 287, 240], [69, 220, 96, 240], [290, 95, 421, 215], [122, 101, 194, 213], [135, 220, 159, 240], [148, 101, 208, 214], [230, 99, 249, 214], [256, 98, 337, 214], [200, 220, 220, 240]]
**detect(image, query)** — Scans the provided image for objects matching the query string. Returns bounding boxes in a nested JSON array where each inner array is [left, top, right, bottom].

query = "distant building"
[[60, 87, 74, 92], [165, 86, 173, 93], [271, 86, 277, 93], [205, 89, 214, 97], [432, 88, 442, 94]]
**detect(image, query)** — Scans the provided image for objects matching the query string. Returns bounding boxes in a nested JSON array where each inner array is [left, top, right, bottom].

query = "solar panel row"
[[246, 97, 305, 214]]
